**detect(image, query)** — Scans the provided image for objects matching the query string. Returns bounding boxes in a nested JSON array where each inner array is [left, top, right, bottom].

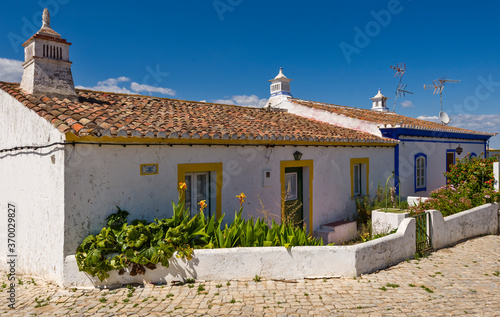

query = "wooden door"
[[284, 167, 303, 227]]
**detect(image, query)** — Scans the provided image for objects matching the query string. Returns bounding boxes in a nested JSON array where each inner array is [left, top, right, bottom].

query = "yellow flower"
[[179, 182, 187, 191], [236, 192, 246, 205], [198, 200, 207, 211]]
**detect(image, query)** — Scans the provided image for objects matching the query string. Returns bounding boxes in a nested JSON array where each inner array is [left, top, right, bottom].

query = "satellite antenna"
[[390, 63, 413, 112], [424, 77, 460, 124], [439, 111, 450, 125]]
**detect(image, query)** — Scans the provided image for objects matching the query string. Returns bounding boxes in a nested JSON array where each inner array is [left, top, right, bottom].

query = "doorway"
[[284, 167, 303, 227]]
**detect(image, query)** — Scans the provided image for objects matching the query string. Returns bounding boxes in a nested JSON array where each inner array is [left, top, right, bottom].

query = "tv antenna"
[[423, 77, 460, 125], [390, 63, 413, 112]]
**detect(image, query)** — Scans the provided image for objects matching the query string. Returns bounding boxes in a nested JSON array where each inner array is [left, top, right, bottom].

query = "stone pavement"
[[1, 235, 499, 316]]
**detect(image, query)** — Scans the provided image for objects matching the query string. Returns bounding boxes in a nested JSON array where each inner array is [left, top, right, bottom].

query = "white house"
[[0, 9, 397, 286], [266, 71, 495, 197]]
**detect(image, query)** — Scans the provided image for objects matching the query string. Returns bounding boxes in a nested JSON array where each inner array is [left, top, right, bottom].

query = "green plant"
[[385, 283, 399, 288], [410, 155, 499, 217], [253, 275, 261, 282], [76, 190, 321, 281]]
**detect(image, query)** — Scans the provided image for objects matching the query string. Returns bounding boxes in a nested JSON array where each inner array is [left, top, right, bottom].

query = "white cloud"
[[130, 82, 175, 96], [417, 115, 439, 121], [448, 114, 500, 132], [212, 95, 267, 108], [76, 76, 175, 96], [0, 58, 23, 82], [76, 77, 134, 94], [401, 100, 414, 108]]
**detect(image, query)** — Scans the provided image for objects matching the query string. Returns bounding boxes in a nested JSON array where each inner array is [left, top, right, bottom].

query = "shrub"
[[444, 154, 497, 192], [76, 188, 321, 281], [410, 155, 500, 216]]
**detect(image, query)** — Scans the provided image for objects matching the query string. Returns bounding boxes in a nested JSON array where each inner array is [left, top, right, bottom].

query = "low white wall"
[[356, 218, 415, 275], [428, 203, 499, 250], [64, 246, 357, 288], [62, 217, 416, 288], [407, 196, 429, 207], [371, 209, 409, 235]]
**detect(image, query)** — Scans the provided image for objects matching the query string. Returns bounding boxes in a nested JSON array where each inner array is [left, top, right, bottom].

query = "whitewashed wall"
[[63, 144, 394, 257], [0, 90, 66, 284], [397, 137, 486, 197], [63, 217, 415, 288], [428, 203, 498, 249], [279, 99, 383, 137]]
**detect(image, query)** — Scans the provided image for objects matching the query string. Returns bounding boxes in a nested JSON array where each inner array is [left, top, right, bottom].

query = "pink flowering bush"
[[409, 154, 500, 216]]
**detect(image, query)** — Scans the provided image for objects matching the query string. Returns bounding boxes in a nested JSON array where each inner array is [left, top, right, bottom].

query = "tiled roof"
[[291, 98, 495, 136], [0, 82, 397, 144]]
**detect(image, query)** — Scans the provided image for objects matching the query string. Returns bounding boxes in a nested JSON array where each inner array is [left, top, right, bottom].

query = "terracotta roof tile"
[[0, 82, 397, 145], [291, 98, 495, 136]]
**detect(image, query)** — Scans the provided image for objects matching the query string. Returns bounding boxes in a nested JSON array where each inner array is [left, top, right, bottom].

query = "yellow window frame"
[[350, 158, 369, 197], [177, 163, 223, 218]]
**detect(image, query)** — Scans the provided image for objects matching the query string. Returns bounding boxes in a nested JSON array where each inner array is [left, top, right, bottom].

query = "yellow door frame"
[[280, 160, 314, 233], [177, 162, 223, 218]]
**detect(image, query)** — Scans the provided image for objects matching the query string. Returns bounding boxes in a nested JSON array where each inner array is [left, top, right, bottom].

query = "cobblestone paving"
[[1, 235, 499, 316]]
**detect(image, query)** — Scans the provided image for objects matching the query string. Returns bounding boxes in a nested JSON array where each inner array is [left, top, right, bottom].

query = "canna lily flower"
[[179, 182, 187, 191], [198, 200, 207, 211], [236, 192, 246, 205]]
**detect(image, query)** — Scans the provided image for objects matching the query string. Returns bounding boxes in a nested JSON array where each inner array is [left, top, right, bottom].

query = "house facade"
[[266, 71, 495, 197], [0, 9, 398, 286]]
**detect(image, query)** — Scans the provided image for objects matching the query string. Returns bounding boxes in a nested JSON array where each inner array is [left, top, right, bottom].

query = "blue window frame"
[[414, 153, 427, 192], [469, 152, 477, 158]]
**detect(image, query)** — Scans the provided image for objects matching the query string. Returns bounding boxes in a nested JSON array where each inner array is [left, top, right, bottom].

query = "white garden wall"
[[428, 203, 499, 249], [0, 90, 66, 284], [63, 218, 416, 288]]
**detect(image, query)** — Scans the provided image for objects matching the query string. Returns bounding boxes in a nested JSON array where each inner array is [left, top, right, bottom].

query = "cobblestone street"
[[1, 235, 499, 316]]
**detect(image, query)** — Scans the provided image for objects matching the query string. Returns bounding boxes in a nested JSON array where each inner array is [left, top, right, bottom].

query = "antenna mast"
[[390, 63, 413, 112], [423, 77, 460, 124]]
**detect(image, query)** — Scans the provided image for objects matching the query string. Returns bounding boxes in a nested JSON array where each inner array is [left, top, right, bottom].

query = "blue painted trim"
[[271, 91, 292, 97], [398, 139, 485, 145], [394, 144, 399, 196], [470, 152, 477, 158], [380, 128, 492, 141], [414, 153, 427, 193]]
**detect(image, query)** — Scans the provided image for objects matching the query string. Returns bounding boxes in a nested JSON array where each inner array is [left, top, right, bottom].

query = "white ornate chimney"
[[20, 8, 77, 101], [370, 89, 389, 112], [266, 67, 292, 108]]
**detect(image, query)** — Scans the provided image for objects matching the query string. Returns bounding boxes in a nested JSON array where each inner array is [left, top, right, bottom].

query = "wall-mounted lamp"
[[293, 151, 302, 161], [456, 145, 463, 155]]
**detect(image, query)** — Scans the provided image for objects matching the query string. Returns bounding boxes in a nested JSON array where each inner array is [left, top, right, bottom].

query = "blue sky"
[[1, 1, 500, 147]]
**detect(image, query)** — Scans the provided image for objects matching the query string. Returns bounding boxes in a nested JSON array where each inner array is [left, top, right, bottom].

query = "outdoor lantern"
[[456, 145, 463, 155], [293, 151, 303, 161]]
